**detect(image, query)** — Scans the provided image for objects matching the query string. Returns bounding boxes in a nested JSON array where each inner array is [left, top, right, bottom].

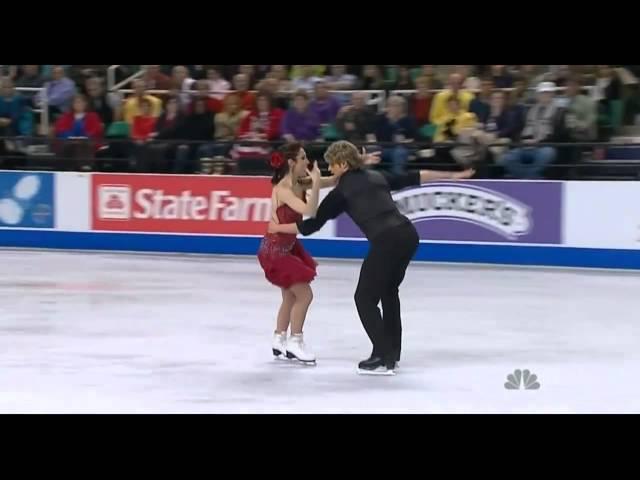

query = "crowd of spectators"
[[0, 65, 637, 178]]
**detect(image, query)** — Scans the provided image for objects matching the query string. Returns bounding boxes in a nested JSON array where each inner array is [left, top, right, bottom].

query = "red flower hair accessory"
[[270, 152, 285, 169]]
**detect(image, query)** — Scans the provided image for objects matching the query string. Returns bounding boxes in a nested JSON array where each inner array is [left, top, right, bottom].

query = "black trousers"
[[354, 221, 419, 364]]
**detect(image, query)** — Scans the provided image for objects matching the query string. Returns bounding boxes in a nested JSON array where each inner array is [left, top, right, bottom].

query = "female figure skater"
[[269, 141, 474, 375], [257, 142, 325, 365]]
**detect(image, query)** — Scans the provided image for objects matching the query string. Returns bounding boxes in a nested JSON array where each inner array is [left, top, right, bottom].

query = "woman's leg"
[[272, 288, 295, 358], [288, 283, 313, 335], [285, 283, 315, 363], [276, 288, 296, 334]]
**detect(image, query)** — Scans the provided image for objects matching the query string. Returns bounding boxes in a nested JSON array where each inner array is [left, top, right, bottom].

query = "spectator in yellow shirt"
[[123, 79, 162, 125], [434, 96, 479, 143], [290, 65, 326, 81], [429, 73, 474, 129]]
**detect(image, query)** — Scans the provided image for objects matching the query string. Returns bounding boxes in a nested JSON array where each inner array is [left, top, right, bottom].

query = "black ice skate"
[[357, 356, 396, 376]]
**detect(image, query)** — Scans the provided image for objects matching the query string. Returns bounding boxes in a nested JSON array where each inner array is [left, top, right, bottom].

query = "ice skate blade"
[[286, 351, 316, 366], [289, 358, 317, 367], [302, 361, 317, 367], [357, 368, 396, 376]]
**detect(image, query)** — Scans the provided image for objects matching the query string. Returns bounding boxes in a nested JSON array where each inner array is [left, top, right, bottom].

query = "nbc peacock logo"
[[504, 369, 541, 390]]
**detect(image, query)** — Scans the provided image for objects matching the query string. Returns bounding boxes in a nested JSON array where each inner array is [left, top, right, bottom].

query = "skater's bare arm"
[[297, 188, 346, 236], [298, 174, 336, 189], [269, 189, 346, 237], [278, 162, 322, 216], [362, 149, 475, 191], [278, 188, 317, 217], [319, 176, 338, 189], [419, 168, 475, 183], [378, 167, 474, 192], [271, 222, 300, 235]]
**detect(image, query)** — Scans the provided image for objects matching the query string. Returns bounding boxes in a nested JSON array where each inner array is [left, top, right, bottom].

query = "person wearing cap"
[[497, 81, 560, 179]]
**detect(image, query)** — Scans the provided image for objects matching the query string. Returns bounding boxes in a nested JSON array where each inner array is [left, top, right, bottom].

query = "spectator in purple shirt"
[[281, 90, 321, 142], [35, 65, 76, 119], [309, 80, 341, 127]]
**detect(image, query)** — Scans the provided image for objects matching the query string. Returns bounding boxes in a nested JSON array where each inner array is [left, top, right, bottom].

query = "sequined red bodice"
[[257, 203, 317, 289]]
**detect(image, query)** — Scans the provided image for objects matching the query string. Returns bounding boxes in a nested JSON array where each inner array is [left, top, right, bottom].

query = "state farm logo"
[[97, 185, 271, 223], [98, 185, 131, 220], [132, 189, 271, 221]]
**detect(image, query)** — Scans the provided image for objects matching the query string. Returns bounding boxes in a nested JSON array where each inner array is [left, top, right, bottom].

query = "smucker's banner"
[[336, 181, 563, 244]]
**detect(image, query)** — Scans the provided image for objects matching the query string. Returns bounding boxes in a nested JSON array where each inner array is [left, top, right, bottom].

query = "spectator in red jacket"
[[231, 92, 284, 173], [54, 94, 104, 170], [131, 98, 157, 143], [228, 73, 256, 111], [237, 93, 283, 140], [142, 65, 172, 90], [192, 80, 223, 114], [55, 94, 104, 142], [412, 75, 433, 129]]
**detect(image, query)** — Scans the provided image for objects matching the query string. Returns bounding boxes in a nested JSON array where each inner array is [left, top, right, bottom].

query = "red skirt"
[[257, 236, 317, 289]]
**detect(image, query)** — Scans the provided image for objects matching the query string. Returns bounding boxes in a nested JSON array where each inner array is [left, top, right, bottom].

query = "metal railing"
[[115, 87, 389, 112], [6, 136, 640, 149], [0, 137, 640, 167], [113, 84, 603, 116], [107, 65, 145, 92]]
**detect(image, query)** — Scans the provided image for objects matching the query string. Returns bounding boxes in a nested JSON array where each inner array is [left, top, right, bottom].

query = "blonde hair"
[[324, 141, 362, 169], [387, 95, 408, 113]]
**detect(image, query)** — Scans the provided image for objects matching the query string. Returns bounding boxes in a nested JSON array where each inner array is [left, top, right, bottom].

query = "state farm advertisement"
[[91, 174, 273, 235]]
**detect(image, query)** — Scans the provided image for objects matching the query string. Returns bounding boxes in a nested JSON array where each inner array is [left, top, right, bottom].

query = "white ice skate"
[[286, 334, 316, 365], [272, 332, 287, 360]]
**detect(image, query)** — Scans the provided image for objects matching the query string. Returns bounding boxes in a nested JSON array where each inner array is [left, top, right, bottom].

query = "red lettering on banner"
[[91, 174, 274, 235]]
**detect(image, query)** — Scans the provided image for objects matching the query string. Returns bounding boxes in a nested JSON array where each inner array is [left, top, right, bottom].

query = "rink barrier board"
[[2, 229, 640, 270], [2, 170, 640, 271]]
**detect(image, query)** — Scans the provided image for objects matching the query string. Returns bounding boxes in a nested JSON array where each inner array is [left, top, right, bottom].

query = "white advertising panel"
[[565, 181, 640, 249]]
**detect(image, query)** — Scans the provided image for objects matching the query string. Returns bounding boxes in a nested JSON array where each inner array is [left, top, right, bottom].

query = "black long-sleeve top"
[[297, 169, 420, 240]]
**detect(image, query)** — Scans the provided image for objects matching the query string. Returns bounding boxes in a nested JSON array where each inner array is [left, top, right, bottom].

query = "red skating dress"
[[258, 204, 317, 289]]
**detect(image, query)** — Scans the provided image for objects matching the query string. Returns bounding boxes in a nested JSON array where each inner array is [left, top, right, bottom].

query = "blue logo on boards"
[[0, 172, 54, 228]]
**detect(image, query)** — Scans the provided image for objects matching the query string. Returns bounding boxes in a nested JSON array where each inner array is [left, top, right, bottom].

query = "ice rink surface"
[[1, 249, 639, 414]]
